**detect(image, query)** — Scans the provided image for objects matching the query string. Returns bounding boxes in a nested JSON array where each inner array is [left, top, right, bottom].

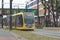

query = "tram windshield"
[[24, 12, 34, 24]]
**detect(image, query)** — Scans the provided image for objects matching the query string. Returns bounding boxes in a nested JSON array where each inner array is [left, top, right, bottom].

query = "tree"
[[41, 0, 51, 27], [50, 0, 56, 27], [56, 0, 60, 27], [41, 0, 60, 27]]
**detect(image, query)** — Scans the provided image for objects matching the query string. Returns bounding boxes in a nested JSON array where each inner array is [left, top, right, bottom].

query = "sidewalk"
[[0, 29, 27, 40]]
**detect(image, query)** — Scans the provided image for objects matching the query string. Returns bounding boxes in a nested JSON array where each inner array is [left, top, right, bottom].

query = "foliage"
[[57, 7, 60, 12], [36, 24, 43, 29]]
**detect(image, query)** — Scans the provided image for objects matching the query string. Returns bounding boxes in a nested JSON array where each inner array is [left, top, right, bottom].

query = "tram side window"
[[17, 15, 23, 27]]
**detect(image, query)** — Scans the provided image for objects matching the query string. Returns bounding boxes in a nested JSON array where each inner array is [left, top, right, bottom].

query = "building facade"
[[26, 0, 48, 27]]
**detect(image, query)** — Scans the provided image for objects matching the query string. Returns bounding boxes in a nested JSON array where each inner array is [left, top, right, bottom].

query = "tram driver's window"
[[18, 15, 23, 27]]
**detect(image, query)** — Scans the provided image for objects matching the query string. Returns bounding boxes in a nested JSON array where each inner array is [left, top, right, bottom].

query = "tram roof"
[[12, 12, 23, 16]]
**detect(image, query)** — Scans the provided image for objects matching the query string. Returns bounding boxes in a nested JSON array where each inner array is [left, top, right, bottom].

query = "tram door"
[[12, 16, 16, 27], [16, 15, 23, 27]]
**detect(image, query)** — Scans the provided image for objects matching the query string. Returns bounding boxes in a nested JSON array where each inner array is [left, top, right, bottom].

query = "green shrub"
[[36, 24, 43, 29]]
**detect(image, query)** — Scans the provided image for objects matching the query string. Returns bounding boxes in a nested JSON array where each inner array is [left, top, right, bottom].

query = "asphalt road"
[[30, 29, 60, 38], [0, 29, 16, 40]]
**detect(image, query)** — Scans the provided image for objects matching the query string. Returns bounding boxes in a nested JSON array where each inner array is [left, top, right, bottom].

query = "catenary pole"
[[2, 0, 3, 28], [10, 0, 13, 30]]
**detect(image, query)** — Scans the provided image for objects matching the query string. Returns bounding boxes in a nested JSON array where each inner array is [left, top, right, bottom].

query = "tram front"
[[24, 12, 35, 30]]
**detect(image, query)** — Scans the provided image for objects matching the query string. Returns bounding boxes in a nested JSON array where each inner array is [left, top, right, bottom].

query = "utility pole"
[[10, 0, 13, 30], [2, 0, 3, 28]]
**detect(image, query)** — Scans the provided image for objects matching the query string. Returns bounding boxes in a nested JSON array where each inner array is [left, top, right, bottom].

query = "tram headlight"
[[25, 24, 34, 28]]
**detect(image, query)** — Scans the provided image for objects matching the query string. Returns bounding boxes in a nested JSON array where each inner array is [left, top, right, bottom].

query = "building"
[[26, 0, 48, 26], [26, 0, 59, 27], [27, 0, 46, 16]]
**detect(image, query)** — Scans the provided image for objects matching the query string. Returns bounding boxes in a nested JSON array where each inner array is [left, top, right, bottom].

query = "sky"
[[0, 0, 30, 9]]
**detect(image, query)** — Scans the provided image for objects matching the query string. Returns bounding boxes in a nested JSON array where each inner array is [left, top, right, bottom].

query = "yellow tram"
[[12, 12, 35, 30]]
